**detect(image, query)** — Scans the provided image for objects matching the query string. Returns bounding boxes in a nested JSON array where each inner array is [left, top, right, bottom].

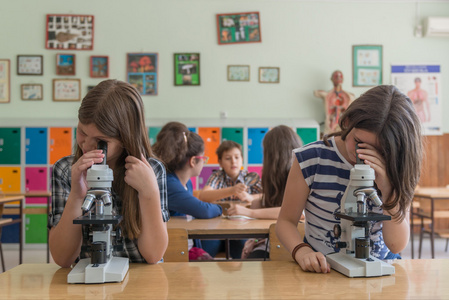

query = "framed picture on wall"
[[53, 78, 81, 101], [56, 53, 76, 75], [90, 56, 109, 78], [352, 45, 383, 86], [259, 67, 280, 83], [0, 59, 10, 103], [216, 12, 261, 45], [126, 53, 158, 95], [174, 53, 200, 86], [227, 65, 250, 81], [17, 55, 43, 75], [21, 84, 43, 100], [45, 14, 94, 50]]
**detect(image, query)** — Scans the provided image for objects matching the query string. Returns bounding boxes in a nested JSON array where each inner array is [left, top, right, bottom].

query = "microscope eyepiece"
[[355, 144, 363, 165], [97, 141, 108, 165]]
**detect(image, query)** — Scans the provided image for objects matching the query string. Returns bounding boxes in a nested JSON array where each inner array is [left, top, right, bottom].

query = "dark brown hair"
[[216, 140, 242, 161], [74, 79, 153, 240], [262, 125, 303, 208], [152, 122, 204, 172], [324, 85, 423, 221]]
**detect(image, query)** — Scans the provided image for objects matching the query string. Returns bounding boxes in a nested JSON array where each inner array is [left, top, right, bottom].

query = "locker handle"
[[26, 138, 30, 146], [248, 139, 252, 146]]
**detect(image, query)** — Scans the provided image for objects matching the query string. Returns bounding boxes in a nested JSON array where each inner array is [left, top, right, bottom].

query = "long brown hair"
[[262, 125, 303, 208], [74, 79, 152, 240], [324, 85, 423, 221], [152, 122, 204, 172]]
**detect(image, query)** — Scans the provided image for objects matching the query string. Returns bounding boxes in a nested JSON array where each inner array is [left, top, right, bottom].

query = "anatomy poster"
[[391, 64, 442, 135]]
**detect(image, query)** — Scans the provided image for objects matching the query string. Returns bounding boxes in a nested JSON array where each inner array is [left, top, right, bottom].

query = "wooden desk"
[[167, 216, 274, 259], [412, 187, 449, 258], [0, 260, 448, 299], [0, 195, 24, 265]]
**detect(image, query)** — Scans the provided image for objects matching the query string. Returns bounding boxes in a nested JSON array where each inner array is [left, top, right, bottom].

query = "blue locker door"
[[26, 127, 48, 165], [247, 127, 268, 164]]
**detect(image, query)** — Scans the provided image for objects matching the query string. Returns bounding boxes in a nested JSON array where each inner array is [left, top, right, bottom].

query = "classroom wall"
[[1, 0, 449, 133]]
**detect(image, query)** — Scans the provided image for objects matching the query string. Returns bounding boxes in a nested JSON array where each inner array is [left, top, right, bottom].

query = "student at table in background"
[[226, 125, 303, 259], [277, 85, 423, 273], [49, 79, 169, 267], [199, 140, 262, 203], [153, 121, 222, 260]]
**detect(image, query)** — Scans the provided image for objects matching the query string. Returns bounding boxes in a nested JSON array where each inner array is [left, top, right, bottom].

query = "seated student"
[[226, 125, 303, 259], [152, 122, 222, 260], [199, 140, 262, 203]]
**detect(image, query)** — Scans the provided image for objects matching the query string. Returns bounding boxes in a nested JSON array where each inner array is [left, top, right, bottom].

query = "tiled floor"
[[0, 234, 448, 273]]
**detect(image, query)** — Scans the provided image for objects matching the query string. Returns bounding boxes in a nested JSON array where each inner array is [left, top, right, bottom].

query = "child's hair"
[[74, 79, 153, 240], [324, 85, 423, 221], [216, 140, 242, 161], [152, 122, 204, 172], [262, 125, 303, 208]]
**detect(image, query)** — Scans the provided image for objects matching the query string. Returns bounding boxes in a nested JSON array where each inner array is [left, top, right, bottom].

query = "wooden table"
[[0, 195, 24, 266], [1, 260, 448, 299], [167, 216, 274, 259], [412, 187, 449, 258]]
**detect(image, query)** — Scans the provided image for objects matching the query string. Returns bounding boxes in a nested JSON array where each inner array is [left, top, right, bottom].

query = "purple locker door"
[[198, 166, 220, 190]]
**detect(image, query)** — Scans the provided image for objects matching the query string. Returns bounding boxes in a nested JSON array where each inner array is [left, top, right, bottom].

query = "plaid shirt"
[[205, 169, 262, 201], [49, 155, 169, 263]]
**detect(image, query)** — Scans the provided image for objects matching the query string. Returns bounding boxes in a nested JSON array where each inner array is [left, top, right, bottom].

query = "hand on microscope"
[[294, 247, 331, 273], [71, 149, 105, 200], [124, 154, 159, 197]]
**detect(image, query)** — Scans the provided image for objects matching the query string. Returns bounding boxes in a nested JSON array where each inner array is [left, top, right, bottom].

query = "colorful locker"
[[0, 127, 21, 165], [25, 167, 48, 204], [26, 127, 48, 165], [296, 128, 318, 146], [50, 127, 72, 165], [0, 167, 21, 193], [198, 166, 220, 190], [247, 127, 268, 164], [148, 127, 162, 145], [247, 166, 263, 178], [221, 127, 244, 146], [198, 127, 220, 165]]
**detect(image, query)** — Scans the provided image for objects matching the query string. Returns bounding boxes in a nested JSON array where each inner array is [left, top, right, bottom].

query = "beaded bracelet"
[[291, 242, 313, 262]]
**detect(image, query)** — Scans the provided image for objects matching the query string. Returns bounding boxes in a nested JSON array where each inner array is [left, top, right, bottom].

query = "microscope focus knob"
[[333, 224, 342, 238], [336, 242, 347, 249]]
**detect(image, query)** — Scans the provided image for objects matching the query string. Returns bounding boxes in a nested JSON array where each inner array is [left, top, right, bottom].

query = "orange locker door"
[[50, 127, 73, 165], [197, 127, 220, 165], [0, 167, 21, 205]]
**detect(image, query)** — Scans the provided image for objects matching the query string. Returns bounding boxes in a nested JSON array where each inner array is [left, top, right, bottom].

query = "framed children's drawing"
[[56, 53, 76, 75], [227, 65, 250, 81], [0, 59, 10, 103], [259, 67, 280, 83], [53, 78, 81, 101], [174, 53, 200, 86], [17, 55, 43, 75], [352, 45, 383, 87], [90, 56, 109, 78], [21, 84, 43, 100], [216, 12, 261, 45], [126, 53, 158, 95], [45, 14, 94, 50]]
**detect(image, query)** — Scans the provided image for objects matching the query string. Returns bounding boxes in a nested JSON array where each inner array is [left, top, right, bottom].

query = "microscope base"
[[326, 252, 395, 278], [68, 257, 129, 284]]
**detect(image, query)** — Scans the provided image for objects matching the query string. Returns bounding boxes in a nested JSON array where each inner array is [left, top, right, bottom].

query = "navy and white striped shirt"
[[294, 137, 388, 259]]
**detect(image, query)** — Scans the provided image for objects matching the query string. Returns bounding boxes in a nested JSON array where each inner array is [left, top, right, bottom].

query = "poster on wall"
[[216, 12, 261, 45], [127, 53, 158, 95], [0, 59, 10, 103], [352, 45, 382, 86], [391, 64, 442, 135], [174, 53, 200, 86], [45, 14, 94, 50]]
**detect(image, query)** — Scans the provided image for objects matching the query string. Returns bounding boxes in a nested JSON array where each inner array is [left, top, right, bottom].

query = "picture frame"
[[352, 45, 383, 87], [216, 12, 261, 45], [174, 53, 200, 86], [227, 65, 250, 81], [0, 59, 10, 103], [21, 84, 43, 100], [259, 67, 280, 83], [56, 53, 76, 75], [45, 14, 94, 50], [17, 55, 43, 75], [53, 78, 81, 101], [90, 56, 109, 78], [126, 53, 158, 95]]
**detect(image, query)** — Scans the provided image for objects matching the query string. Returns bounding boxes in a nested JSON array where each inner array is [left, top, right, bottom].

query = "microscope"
[[68, 141, 129, 284], [326, 145, 395, 277]]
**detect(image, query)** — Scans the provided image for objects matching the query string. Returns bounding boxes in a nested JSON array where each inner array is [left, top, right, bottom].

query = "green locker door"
[[148, 127, 162, 145], [25, 213, 47, 243], [221, 127, 244, 146], [296, 128, 318, 146], [0, 127, 21, 164]]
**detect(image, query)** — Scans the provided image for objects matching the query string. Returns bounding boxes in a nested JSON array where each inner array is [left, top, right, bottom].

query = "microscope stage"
[[335, 212, 391, 222]]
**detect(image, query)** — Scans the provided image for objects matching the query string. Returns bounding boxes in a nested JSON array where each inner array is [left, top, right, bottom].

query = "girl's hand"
[[294, 247, 330, 273], [357, 143, 392, 201], [71, 149, 104, 200], [227, 203, 251, 217], [124, 154, 158, 196], [235, 191, 253, 203]]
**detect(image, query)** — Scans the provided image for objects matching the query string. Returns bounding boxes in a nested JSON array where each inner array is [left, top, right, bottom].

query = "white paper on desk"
[[223, 215, 255, 220]]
